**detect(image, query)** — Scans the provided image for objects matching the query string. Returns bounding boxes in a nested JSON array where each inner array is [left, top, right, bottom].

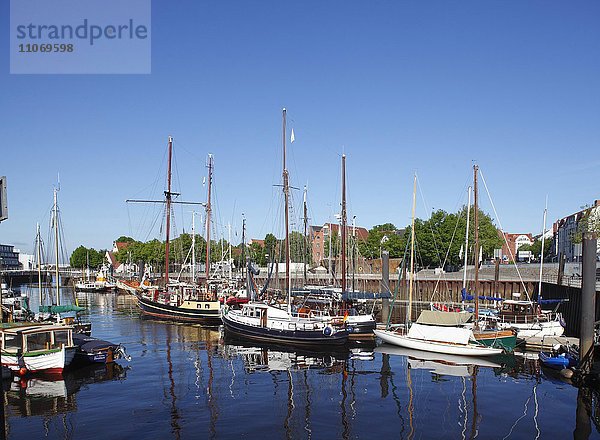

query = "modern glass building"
[[0, 244, 20, 270]]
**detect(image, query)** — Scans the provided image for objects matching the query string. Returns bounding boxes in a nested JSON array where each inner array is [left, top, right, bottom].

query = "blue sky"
[[1, 1, 599, 255]]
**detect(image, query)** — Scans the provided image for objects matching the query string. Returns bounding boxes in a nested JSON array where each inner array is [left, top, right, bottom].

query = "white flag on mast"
[[290, 128, 295, 143], [459, 244, 464, 260]]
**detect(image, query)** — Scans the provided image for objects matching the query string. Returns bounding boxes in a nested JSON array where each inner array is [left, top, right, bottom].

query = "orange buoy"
[[18, 367, 28, 376]]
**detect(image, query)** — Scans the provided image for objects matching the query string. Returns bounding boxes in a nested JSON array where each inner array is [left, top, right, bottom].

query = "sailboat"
[[291, 154, 376, 338], [496, 198, 565, 338], [133, 138, 222, 325], [463, 165, 517, 351], [373, 173, 503, 357], [221, 109, 349, 346], [1, 188, 78, 376]]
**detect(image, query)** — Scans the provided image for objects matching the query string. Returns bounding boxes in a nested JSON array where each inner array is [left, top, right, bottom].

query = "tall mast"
[[303, 186, 308, 283], [228, 223, 232, 281], [282, 108, 291, 312], [53, 186, 60, 306], [191, 212, 196, 284], [205, 154, 213, 283], [352, 216, 356, 292], [473, 164, 480, 323], [164, 136, 173, 287], [341, 154, 347, 294], [241, 215, 246, 280], [538, 196, 548, 302], [462, 186, 472, 294], [408, 173, 417, 322], [329, 221, 333, 284], [36, 223, 43, 305]]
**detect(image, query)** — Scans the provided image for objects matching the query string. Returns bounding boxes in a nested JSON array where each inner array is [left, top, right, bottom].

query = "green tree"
[[70, 245, 88, 268], [264, 233, 277, 260], [70, 246, 106, 268], [527, 238, 552, 260], [358, 223, 404, 259], [115, 236, 136, 243], [289, 231, 310, 264], [396, 207, 502, 268], [248, 242, 266, 266]]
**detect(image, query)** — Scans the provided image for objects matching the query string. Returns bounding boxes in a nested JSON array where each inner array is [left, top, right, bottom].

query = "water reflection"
[[219, 336, 349, 373], [3, 363, 128, 419], [3, 289, 597, 439]]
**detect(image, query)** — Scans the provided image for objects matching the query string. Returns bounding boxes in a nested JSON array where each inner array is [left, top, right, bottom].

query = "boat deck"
[[519, 335, 579, 352]]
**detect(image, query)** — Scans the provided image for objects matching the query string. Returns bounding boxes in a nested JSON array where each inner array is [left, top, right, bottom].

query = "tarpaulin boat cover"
[[73, 333, 117, 351], [461, 288, 502, 302], [416, 310, 473, 326], [39, 305, 86, 313], [407, 322, 472, 345]]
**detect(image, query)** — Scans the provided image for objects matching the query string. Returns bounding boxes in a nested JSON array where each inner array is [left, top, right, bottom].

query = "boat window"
[[3, 334, 21, 350], [26, 332, 52, 351], [54, 331, 69, 347]]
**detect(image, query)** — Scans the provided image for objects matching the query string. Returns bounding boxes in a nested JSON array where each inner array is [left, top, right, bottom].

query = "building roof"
[[106, 251, 122, 270], [114, 242, 132, 252]]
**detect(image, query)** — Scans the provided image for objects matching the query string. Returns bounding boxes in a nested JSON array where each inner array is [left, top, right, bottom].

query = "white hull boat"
[[1, 324, 76, 375], [374, 323, 502, 357]]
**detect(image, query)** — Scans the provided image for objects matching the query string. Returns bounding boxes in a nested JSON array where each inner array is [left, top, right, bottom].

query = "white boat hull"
[[374, 330, 503, 357], [1, 346, 66, 374]]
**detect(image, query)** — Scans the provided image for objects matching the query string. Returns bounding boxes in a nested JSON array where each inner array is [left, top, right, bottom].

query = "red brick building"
[[310, 223, 369, 266], [499, 232, 533, 262]]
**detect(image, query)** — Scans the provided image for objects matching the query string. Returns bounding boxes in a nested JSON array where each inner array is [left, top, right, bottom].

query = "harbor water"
[[2, 289, 599, 439]]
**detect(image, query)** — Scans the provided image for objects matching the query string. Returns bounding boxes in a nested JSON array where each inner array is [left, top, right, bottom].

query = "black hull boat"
[[72, 334, 131, 365], [222, 317, 348, 346], [221, 302, 349, 347], [136, 293, 222, 325]]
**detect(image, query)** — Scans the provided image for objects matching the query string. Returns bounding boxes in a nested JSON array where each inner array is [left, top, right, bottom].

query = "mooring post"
[[494, 258, 500, 295], [558, 254, 566, 285], [381, 251, 390, 324], [580, 232, 597, 373]]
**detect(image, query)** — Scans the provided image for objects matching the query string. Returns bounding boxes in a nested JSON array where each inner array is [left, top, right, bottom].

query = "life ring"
[[205, 293, 212, 301], [323, 325, 334, 336]]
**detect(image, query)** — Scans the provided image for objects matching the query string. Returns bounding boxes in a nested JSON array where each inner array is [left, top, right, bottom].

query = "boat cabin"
[[1, 324, 74, 355], [500, 300, 537, 315]]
